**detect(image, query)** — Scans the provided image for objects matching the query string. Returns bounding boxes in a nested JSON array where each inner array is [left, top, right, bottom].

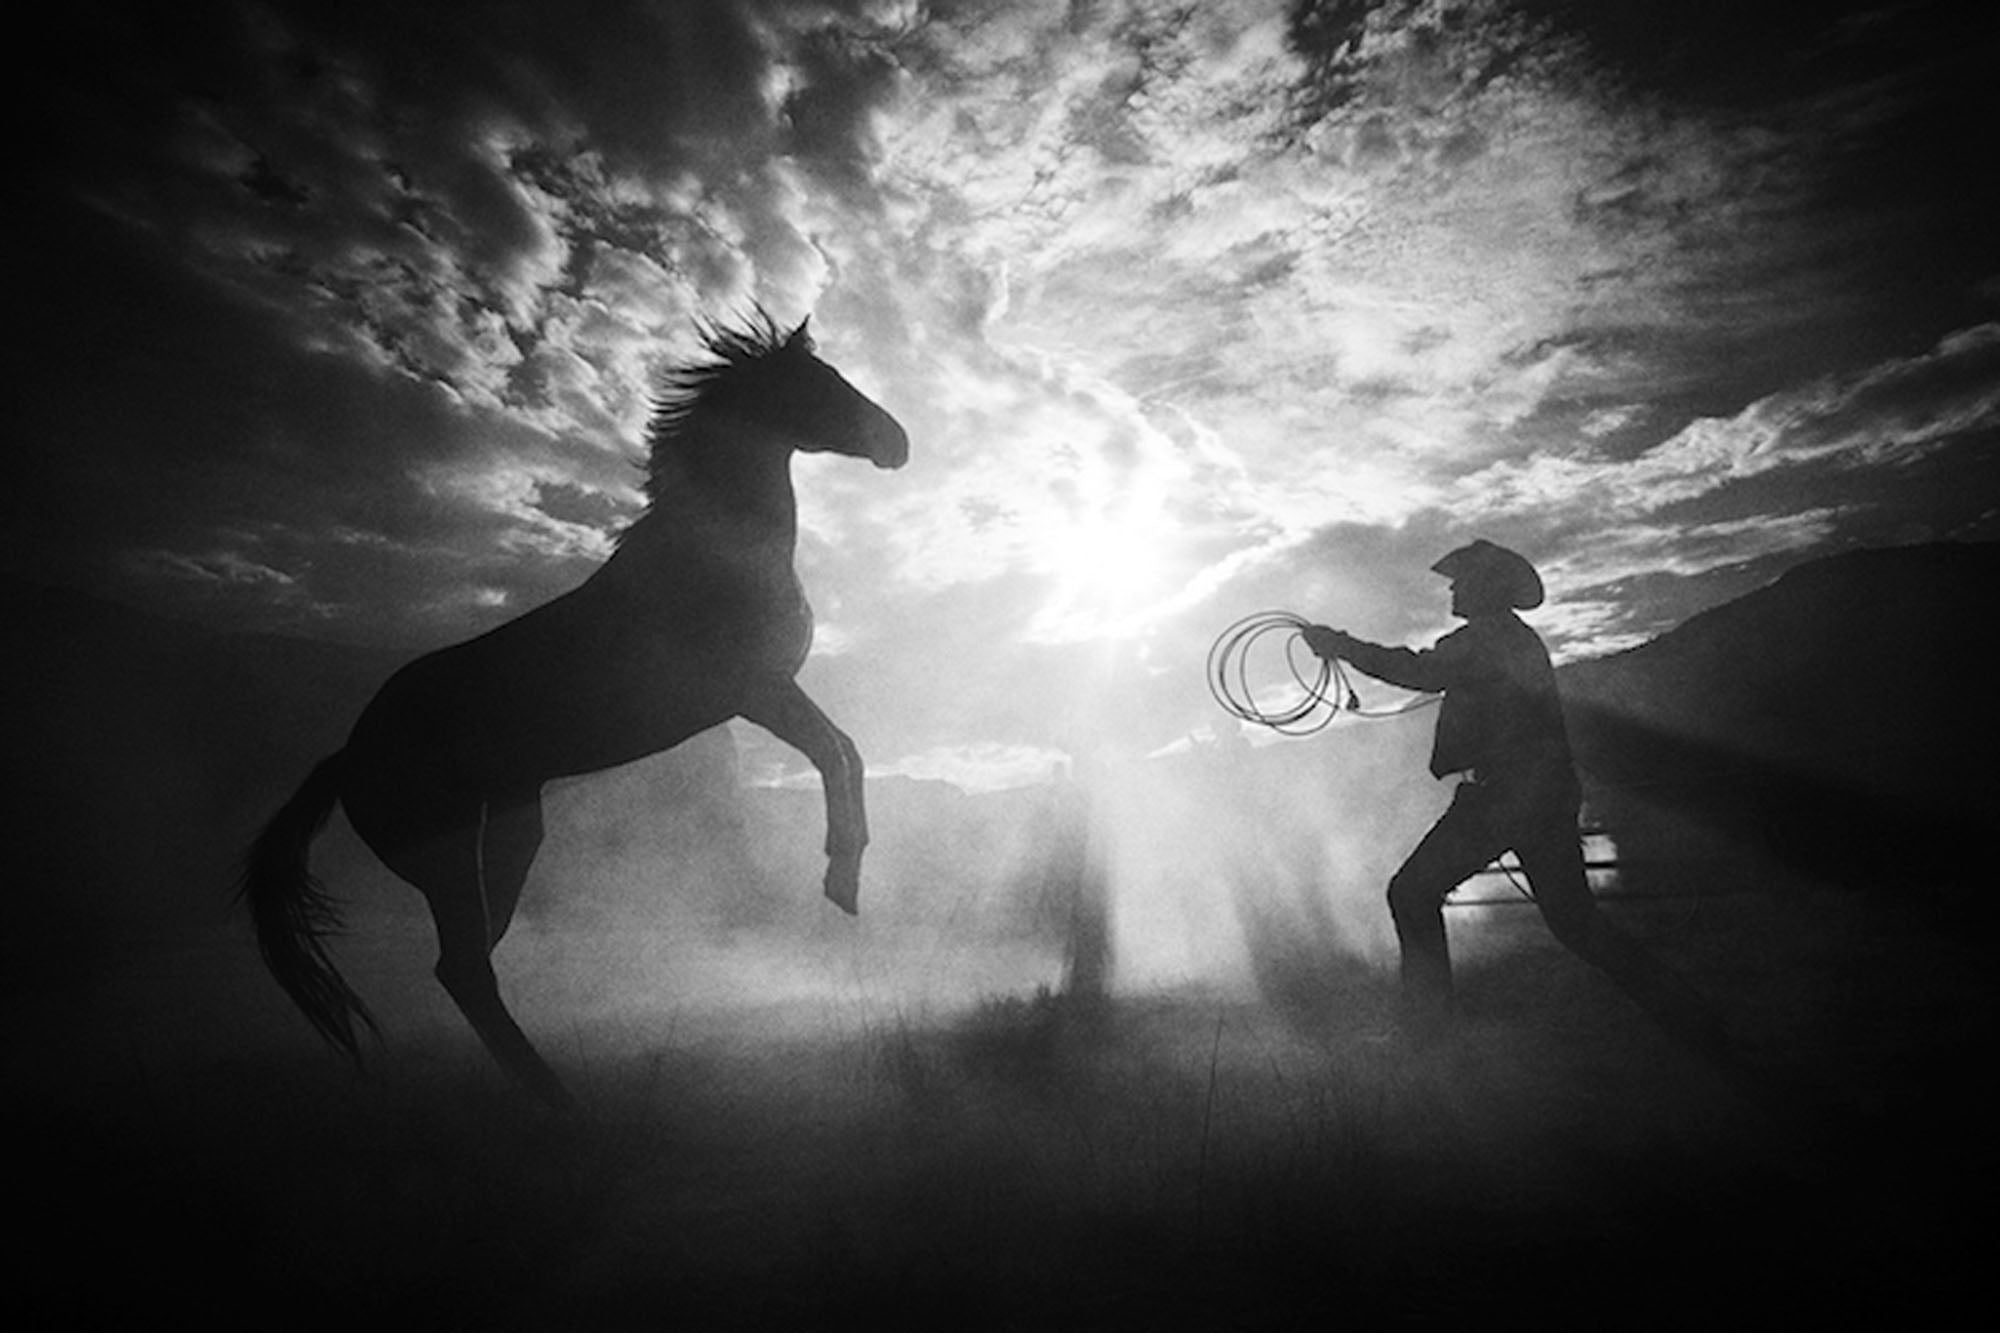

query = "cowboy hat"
[[1430, 539, 1544, 610]]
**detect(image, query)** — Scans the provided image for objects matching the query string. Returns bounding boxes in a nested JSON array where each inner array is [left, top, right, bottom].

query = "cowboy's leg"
[[1388, 783, 1509, 1010], [1515, 809, 1724, 1052]]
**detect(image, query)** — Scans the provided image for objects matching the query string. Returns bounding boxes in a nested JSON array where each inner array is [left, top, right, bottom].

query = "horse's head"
[[655, 314, 907, 473], [754, 318, 910, 471]]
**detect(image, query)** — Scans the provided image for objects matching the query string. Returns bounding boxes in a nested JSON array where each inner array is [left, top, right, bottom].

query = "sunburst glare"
[[1032, 498, 1181, 642]]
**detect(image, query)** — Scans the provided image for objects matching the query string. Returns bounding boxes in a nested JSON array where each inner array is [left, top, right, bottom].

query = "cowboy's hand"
[[1301, 625, 1352, 660]]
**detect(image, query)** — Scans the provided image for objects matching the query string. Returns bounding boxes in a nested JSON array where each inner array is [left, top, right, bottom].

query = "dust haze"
[[291, 712, 1450, 1056], [8, 565, 1994, 1325]]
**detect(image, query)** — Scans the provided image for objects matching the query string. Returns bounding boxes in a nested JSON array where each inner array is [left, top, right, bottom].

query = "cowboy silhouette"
[[1304, 540, 1721, 1048]]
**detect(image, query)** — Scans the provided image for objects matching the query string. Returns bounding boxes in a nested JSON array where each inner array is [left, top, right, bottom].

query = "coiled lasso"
[[1205, 610, 1439, 736]]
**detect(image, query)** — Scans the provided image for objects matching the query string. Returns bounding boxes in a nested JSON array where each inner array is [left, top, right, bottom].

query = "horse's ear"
[[788, 316, 814, 351]]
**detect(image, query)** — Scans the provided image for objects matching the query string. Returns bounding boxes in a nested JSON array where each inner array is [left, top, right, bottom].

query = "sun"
[[1064, 510, 1164, 603], [1034, 499, 1178, 641]]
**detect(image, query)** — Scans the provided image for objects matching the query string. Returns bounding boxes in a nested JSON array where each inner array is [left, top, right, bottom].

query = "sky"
[[16, 0, 2000, 793]]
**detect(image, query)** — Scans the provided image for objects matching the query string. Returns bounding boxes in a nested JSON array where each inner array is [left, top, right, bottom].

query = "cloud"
[[412, 457, 623, 564], [126, 546, 299, 589], [20, 0, 1997, 788], [1780, 324, 2000, 465], [1447, 321, 2000, 526], [857, 0, 1858, 497], [24, 0, 921, 620]]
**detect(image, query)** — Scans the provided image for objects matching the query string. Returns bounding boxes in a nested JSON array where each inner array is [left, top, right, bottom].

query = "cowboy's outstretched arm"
[[1304, 625, 1461, 693]]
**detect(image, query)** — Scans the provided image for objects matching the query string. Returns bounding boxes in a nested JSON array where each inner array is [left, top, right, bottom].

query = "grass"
[[8, 887, 1992, 1329]]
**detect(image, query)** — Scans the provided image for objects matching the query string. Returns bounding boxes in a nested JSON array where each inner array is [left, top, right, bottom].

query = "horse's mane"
[[641, 309, 814, 506]]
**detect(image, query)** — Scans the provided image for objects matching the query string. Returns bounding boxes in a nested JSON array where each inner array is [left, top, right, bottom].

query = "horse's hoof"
[[824, 863, 860, 915]]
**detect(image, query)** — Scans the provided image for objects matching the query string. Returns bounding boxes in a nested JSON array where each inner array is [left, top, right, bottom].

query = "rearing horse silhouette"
[[238, 314, 908, 1108]]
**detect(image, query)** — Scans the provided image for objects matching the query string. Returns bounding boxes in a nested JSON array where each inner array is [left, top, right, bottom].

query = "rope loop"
[[1206, 610, 1438, 736]]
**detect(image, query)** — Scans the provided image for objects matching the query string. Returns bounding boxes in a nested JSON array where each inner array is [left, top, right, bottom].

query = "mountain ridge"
[[1558, 540, 1997, 901]]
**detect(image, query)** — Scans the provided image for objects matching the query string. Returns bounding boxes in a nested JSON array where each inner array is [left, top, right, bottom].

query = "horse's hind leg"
[[478, 791, 545, 950], [430, 888, 573, 1109], [409, 800, 571, 1110]]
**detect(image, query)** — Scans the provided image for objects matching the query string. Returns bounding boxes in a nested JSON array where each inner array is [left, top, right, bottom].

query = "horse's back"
[[344, 564, 810, 793]]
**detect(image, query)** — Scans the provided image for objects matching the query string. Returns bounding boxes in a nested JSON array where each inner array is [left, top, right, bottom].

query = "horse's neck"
[[659, 415, 799, 533], [601, 421, 800, 591]]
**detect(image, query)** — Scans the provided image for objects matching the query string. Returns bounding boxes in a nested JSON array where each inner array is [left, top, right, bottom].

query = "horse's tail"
[[235, 751, 380, 1063]]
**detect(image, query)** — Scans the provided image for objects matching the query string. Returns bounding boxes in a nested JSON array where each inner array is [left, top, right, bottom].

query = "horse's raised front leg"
[[739, 679, 868, 914]]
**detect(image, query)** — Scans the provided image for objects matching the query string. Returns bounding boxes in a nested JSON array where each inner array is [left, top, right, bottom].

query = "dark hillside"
[[1560, 542, 1999, 907], [1, 580, 401, 987]]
